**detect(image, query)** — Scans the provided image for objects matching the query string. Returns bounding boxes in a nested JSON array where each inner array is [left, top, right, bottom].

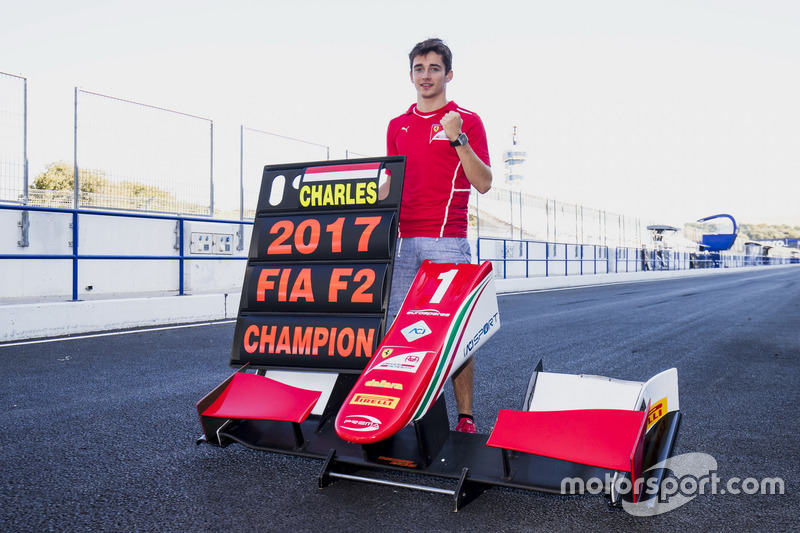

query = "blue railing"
[[0, 204, 252, 301], [477, 238, 612, 279], [476, 237, 797, 279], [3, 207, 796, 300]]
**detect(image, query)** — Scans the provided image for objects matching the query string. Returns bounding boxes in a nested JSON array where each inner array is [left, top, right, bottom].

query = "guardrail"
[[2, 206, 796, 301], [0, 204, 252, 301], [477, 237, 798, 279], [477, 238, 612, 279]]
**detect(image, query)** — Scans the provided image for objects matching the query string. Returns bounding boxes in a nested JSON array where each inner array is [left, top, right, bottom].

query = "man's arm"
[[454, 143, 493, 194], [441, 111, 493, 194], [386, 121, 398, 156]]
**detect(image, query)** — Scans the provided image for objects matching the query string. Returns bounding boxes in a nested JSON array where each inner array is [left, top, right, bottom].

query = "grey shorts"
[[387, 237, 472, 323]]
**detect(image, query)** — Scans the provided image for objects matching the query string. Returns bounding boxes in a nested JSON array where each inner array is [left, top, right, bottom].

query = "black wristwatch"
[[450, 132, 469, 147]]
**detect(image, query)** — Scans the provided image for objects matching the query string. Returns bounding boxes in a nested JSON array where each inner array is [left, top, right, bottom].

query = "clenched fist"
[[441, 111, 463, 142]]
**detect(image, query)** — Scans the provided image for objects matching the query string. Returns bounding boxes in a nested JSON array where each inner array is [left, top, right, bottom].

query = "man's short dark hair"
[[409, 38, 453, 73]]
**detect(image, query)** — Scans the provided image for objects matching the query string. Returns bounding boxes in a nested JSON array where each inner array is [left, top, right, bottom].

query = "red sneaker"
[[455, 417, 477, 434]]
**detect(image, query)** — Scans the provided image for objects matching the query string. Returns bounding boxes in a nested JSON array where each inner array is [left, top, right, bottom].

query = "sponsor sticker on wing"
[[339, 414, 382, 432], [350, 394, 400, 409], [647, 396, 668, 429], [369, 351, 427, 374], [401, 320, 431, 342], [407, 308, 451, 317], [365, 379, 403, 390]]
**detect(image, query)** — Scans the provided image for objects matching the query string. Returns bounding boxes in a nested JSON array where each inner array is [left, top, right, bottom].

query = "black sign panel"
[[250, 211, 396, 261], [231, 156, 405, 373], [231, 314, 384, 372], [241, 263, 389, 313], [255, 158, 405, 214]]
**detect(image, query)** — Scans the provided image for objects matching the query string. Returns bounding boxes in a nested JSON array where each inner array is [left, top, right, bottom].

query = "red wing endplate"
[[202, 372, 321, 423], [487, 404, 650, 503], [335, 260, 499, 444]]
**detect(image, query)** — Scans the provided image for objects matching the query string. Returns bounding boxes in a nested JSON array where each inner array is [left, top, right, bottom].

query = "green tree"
[[30, 162, 180, 210], [740, 223, 800, 241], [30, 161, 107, 192]]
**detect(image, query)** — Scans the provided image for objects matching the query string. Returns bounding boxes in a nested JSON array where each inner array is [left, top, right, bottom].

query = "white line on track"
[[0, 320, 237, 348]]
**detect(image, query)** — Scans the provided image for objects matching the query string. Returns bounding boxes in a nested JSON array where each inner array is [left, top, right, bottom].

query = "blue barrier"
[[476, 236, 796, 279], [0, 204, 252, 300], [2, 205, 795, 297], [477, 238, 612, 279]]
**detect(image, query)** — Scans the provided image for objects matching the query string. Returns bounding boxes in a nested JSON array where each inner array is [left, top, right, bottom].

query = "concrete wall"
[[3, 263, 774, 343], [2, 292, 242, 342], [2, 208, 793, 343]]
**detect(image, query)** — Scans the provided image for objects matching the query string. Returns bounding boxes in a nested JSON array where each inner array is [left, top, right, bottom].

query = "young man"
[[386, 38, 493, 433]]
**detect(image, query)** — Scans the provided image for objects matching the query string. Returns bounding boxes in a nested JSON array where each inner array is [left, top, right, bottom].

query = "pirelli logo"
[[350, 394, 400, 409], [647, 396, 668, 429]]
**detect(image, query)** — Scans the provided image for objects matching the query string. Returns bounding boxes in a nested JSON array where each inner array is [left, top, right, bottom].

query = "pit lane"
[[2, 266, 797, 531]]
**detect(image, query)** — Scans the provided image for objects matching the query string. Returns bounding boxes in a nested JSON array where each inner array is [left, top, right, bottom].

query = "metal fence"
[[478, 238, 612, 278], [71, 89, 213, 215], [479, 236, 798, 279], [469, 187, 648, 249], [0, 72, 26, 204], [0, 203, 250, 301], [239, 127, 331, 220], [2, 74, 656, 246], [238, 127, 372, 220], [1, 74, 779, 252], [5, 72, 797, 308]]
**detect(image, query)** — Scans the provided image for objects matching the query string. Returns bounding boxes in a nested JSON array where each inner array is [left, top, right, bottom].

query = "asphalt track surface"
[[2, 266, 798, 532]]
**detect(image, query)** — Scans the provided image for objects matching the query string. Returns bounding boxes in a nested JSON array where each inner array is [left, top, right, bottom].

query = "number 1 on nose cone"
[[335, 261, 500, 444]]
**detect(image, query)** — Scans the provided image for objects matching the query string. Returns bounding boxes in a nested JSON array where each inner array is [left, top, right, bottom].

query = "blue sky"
[[2, 0, 799, 225]]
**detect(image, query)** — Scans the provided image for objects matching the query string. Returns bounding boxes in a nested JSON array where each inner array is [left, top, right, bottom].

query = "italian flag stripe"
[[303, 162, 381, 182], [412, 276, 492, 420]]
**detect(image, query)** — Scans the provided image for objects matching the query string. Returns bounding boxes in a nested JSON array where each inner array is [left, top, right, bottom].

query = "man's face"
[[410, 52, 452, 101]]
